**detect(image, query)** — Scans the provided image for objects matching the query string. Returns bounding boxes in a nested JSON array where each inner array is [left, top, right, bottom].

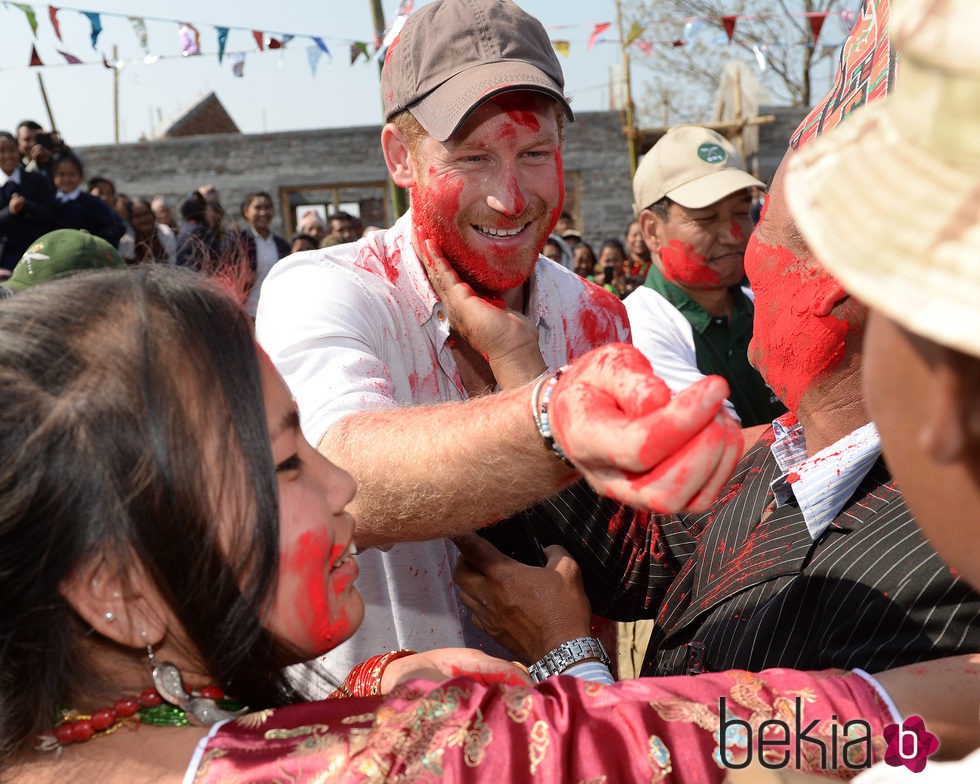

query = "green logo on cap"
[[697, 143, 727, 164]]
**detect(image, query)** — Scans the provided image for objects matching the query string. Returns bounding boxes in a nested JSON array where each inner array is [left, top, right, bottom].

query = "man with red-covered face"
[[454, 0, 979, 685], [624, 126, 786, 429], [256, 0, 742, 699]]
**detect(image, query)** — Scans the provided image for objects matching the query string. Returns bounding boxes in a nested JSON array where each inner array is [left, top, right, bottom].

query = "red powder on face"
[[659, 241, 720, 286], [283, 530, 351, 650], [744, 233, 849, 412], [730, 222, 744, 241], [492, 94, 542, 133]]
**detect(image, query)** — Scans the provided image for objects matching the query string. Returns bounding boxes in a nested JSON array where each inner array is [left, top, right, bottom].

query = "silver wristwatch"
[[528, 636, 611, 683]]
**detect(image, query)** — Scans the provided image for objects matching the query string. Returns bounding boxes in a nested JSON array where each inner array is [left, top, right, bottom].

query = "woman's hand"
[[380, 648, 532, 693]]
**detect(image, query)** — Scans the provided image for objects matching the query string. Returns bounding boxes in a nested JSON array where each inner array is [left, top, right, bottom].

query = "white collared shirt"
[[243, 227, 280, 317], [0, 168, 22, 188], [769, 414, 882, 540], [257, 210, 629, 695], [55, 187, 82, 203]]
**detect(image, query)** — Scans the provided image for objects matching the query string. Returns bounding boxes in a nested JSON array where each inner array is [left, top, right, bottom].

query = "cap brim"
[[410, 60, 573, 142], [667, 169, 764, 209], [786, 97, 980, 359]]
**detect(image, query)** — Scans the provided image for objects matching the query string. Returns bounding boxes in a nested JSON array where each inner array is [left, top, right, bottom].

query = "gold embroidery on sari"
[[529, 720, 550, 775]]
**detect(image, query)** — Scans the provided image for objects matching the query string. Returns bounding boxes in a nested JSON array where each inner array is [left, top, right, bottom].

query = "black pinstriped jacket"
[[534, 428, 980, 677]]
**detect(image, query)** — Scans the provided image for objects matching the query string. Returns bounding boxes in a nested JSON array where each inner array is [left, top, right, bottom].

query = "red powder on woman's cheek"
[[730, 222, 744, 240], [660, 241, 719, 286], [284, 531, 352, 648], [746, 234, 849, 412]]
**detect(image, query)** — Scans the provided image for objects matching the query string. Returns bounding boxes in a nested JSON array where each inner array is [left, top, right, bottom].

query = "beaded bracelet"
[[328, 649, 417, 699], [530, 366, 573, 466]]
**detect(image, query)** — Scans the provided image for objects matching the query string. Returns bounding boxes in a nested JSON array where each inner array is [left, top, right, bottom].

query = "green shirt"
[[644, 266, 786, 427]]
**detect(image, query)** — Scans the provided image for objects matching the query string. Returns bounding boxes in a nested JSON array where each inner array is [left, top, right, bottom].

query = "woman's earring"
[[103, 610, 115, 623]]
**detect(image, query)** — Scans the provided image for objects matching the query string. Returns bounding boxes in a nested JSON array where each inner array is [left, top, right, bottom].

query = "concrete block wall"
[[76, 111, 637, 246]]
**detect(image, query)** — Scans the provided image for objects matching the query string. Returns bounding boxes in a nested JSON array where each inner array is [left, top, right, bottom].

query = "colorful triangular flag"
[[49, 6, 62, 41], [806, 12, 829, 46], [282, 34, 295, 46], [306, 44, 323, 77], [624, 20, 642, 47], [588, 22, 611, 50], [350, 41, 369, 64], [57, 49, 82, 64], [636, 41, 653, 56], [12, 4, 38, 36], [721, 15, 737, 43], [268, 38, 282, 49], [29, 44, 43, 66], [252, 30, 265, 51], [311, 36, 331, 60], [217, 27, 229, 64], [552, 40, 570, 57], [230, 52, 246, 77], [129, 17, 148, 52], [179, 23, 201, 56], [83, 12, 103, 49]]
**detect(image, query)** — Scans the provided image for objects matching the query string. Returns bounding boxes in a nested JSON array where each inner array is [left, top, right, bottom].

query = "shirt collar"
[[770, 415, 882, 540], [56, 187, 82, 202], [644, 264, 748, 334], [0, 168, 21, 187]]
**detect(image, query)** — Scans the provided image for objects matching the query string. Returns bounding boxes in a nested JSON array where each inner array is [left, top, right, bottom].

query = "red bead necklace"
[[42, 684, 229, 749]]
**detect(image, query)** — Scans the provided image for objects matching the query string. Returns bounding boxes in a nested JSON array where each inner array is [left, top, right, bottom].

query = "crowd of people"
[[0, 0, 977, 782]]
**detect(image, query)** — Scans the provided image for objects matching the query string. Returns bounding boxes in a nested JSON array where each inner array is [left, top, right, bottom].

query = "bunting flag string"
[[1, 2, 852, 79]]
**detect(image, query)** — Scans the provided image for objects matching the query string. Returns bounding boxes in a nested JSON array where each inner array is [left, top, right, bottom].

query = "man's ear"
[[638, 209, 663, 254], [811, 280, 848, 317], [381, 123, 417, 189], [60, 556, 168, 650], [919, 347, 977, 464]]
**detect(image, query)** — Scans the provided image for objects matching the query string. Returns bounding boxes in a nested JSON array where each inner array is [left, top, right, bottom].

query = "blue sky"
[[0, 1, 630, 146]]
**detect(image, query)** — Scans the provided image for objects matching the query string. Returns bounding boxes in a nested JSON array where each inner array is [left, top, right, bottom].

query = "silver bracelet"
[[528, 636, 611, 683]]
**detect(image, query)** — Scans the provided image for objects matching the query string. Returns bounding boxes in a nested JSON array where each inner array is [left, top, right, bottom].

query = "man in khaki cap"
[[256, 0, 741, 697], [624, 126, 784, 430]]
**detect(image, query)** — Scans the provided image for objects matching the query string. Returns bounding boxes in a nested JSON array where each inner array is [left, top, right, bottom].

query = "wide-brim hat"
[[381, 0, 573, 142], [785, 0, 980, 359]]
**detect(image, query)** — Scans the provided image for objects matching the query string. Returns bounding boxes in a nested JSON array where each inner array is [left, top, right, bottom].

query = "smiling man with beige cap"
[[257, 0, 742, 699], [623, 126, 784, 428]]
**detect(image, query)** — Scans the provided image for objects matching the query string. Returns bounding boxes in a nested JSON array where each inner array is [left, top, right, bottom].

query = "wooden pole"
[[36, 72, 57, 132], [370, 0, 408, 223], [614, 0, 639, 178], [113, 45, 120, 143]]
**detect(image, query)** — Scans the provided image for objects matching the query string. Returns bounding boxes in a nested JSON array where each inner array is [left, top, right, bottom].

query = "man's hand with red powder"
[[380, 647, 532, 693], [550, 343, 742, 513]]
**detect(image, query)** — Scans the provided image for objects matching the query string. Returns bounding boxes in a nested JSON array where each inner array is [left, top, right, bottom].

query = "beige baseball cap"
[[381, 0, 573, 142], [633, 126, 763, 213], [786, 0, 980, 360]]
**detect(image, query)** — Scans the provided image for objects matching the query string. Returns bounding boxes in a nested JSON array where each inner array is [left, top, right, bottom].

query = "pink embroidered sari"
[[190, 668, 893, 782]]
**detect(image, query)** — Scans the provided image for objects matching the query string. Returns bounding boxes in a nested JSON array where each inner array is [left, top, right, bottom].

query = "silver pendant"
[[151, 661, 246, 726]]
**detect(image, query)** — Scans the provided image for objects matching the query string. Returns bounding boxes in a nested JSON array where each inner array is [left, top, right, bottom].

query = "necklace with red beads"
[[39, 684, 240, 751]]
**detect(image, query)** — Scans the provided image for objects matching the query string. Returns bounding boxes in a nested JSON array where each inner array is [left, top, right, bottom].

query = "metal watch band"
[[528, 636, 611, 683]]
